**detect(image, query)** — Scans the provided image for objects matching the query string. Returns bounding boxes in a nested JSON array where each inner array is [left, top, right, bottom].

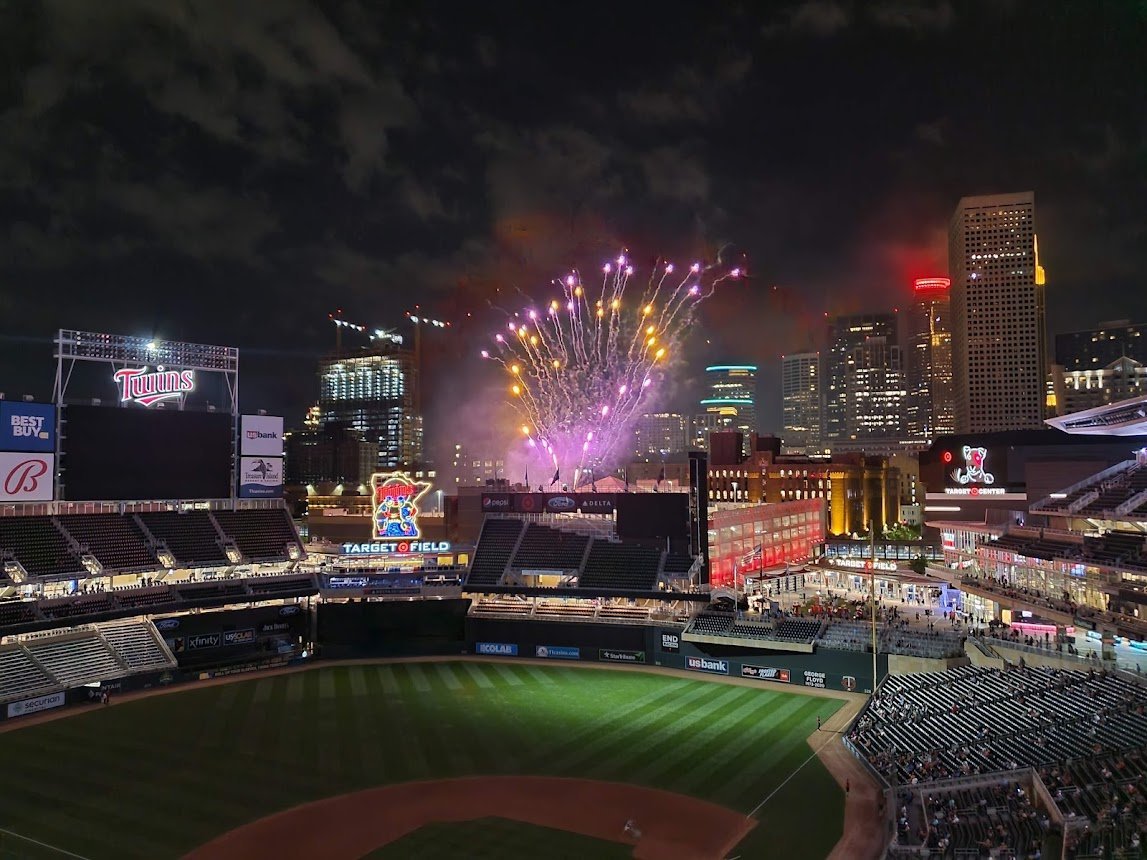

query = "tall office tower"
[[906, 277, 956, 440], [689, 412, 721, 451], [949, 191, 1047, 433], [318, 340, 422, 470], [825, 314, 903, 443], [781, 352, 822, 454], [1055, 320, 1146, 371], [701, 365, 757, 455], [633, 412, 688, 460]]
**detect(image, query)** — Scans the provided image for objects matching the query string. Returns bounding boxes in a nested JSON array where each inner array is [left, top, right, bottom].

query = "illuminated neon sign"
[[371, 471, 431, 540], [113, 366, 195, 407], [945, 445, 1003, 495], [914, 277, 951, 292]]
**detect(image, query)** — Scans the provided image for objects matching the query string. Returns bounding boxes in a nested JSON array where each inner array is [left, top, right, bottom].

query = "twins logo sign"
[[0, 453, 54, 502]]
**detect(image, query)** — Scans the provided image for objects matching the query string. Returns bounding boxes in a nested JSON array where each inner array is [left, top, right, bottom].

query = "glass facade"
[[707, 499, 824, 589], [319, 349, 422, 470]]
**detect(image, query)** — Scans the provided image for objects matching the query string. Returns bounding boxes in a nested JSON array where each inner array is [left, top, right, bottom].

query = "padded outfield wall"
[[466, 617, 886, 693], [317, 599, 471, 658]]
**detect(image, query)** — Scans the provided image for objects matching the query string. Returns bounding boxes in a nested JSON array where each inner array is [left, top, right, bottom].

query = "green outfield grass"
[[0, 662, 845, 859]]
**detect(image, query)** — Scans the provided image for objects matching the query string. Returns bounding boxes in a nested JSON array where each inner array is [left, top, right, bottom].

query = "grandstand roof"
[[1045, 393, 1147, 437]]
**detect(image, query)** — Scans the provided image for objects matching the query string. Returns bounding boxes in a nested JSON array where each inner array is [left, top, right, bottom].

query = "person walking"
[[817, 714, 822, 731]]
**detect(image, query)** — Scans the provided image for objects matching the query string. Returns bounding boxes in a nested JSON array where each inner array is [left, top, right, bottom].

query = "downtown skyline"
[[0, 0, 1145, 447]]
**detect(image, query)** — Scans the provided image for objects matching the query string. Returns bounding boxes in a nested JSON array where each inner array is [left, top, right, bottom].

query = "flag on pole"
[[524, 466, 529, 488], [550, 468, 560, 487]]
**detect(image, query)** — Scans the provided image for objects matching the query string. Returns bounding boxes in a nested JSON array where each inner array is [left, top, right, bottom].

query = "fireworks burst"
[[482, 253, 741, 485]]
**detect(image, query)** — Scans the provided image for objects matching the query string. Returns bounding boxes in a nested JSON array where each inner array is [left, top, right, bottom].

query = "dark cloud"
[[0, 0, 1143, 442]]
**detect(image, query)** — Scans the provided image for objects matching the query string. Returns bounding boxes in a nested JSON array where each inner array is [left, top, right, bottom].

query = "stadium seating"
[[466, 519, 525, 587], [24, 632, 124, 687], [0, 646, 57, 702], [579, 541, 661, 590], [509, 523, 589, 571], [687, 610, 735, 636], [0, 516, 83, 578], [40, 593, 116, 620], [211, 508, 301, 562], [662, 554, 695, 576], [99, 621, 176, 672], [247, 574, 315, 595], [56, 513, 157, 572], [138, 511, 228, 567], [0, 600, 40, 626], [817, 619, 965, 658], [172, 580, 248, 601], [850, 665, 1147, 787], [115, 586, 177, 610]]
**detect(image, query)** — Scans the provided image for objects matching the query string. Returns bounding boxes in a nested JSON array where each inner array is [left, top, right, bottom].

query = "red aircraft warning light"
[[914, 277, 951, 292]]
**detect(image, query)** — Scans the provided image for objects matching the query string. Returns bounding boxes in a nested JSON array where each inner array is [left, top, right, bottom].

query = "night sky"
[[2, 0, 1145, 463]]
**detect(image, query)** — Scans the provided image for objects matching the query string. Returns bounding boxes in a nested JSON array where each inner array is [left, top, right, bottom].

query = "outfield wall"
[[317, 599, 471, 658], [465, 618, 886, 693]]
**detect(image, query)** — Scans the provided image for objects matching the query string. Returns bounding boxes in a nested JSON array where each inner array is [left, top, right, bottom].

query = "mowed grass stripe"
[[546, 679, 722, 772], [652, 695, 821, 806], [627, 689, 798, 788], [702, 698, 834, 801], [407, 663, 433, 693], [0, 662, 846, 860], [522, 665, 557, 685], [573, 685, 754, 779], [2, 772, 184, 859], [397, 664, 479, 776], [462, 661, 496, 688], [452, 662, 524, 773], [540, 674, 697, 758], [377, 664, 401, 695], [489, 662, 524, 686], [435, 662, 464, 690]]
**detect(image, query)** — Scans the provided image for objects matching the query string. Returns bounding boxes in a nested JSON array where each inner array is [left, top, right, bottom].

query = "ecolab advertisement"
[[0, 402, 55, 453], [238, 456, 283, 498], [240, 415, 284, 457], [0, 452, 54, 502]]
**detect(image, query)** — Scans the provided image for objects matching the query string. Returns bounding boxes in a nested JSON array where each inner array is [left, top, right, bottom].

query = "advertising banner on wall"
[[238, 456, 283, 498], [480, 492, 617, 514], [7, 691, 66, 719], [0, 452, 54, 502], [240, 415, 284, 456], [0, 402, 55, 453], [598, 648, 645, 664], [535, 645, 580, 660], [685, 655, 729, 675]]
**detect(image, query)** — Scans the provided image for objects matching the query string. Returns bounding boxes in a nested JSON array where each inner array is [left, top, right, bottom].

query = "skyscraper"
[[1055, 320, 1146, 371], [949, 191, 1047, 433], [825, 314, 904, 443], [906, 277, 955, 440], [701, 365, 757, 455], [781, 352, 822, 454], [633, 412, 688, 460], [318, 340, 422, 470]]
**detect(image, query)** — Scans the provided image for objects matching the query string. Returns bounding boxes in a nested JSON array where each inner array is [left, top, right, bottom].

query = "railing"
[[0, 497, 288, 517], [1029, 460, 1133, 511]]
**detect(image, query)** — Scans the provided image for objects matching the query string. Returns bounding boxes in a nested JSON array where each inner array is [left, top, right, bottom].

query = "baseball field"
[[0, 660, 847, 859]]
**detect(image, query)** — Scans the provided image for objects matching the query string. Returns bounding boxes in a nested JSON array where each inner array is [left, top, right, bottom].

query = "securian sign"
[[113, 366, 196, 406]]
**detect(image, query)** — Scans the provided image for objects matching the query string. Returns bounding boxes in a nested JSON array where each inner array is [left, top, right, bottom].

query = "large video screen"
[[63, 405, 232, 500], [616, 493, 690, 541]]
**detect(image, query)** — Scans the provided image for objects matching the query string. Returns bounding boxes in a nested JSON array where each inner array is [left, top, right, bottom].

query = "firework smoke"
[[482, 253, 740, 485]]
